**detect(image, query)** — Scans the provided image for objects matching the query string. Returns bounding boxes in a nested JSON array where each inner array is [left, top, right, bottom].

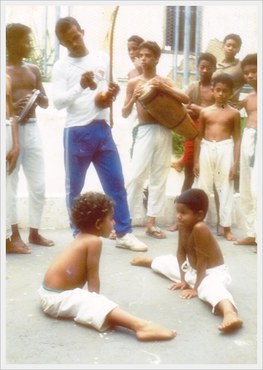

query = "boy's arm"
[[6, 92, 19, 174], [180, 223, 210, 299], [31, 64, 49, 109], [52, 61, 87, 110], [86, 238, 102, 293], [169, 232, 190, 291], [122, 79, 137, 118], [150, 77, 189, 104], [193, 110, 205, 177]]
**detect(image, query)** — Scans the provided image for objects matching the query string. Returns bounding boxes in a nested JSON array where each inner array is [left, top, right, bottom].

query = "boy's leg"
[[64, 126, 91, 236], [130, 257, 153, 267], [106, 307, 176, 341], [216, 299, 243, 332]]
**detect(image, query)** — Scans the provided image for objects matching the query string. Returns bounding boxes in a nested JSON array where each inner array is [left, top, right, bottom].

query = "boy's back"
[[43, 235, 101, 292]]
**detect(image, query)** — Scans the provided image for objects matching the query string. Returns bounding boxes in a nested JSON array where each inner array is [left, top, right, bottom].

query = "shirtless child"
[[6, 74, 25, 253], [38, 192, 176, 341], [167, 52, 217, 232], [127, 35, 144, 79], [233, 54, 257, 247], [122, 41, 189, 239], [131, 189, 243, 333], [6, 23, 54, 249], [194, 73, 241, 241]]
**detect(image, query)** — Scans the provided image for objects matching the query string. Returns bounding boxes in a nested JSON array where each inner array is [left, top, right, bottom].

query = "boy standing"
[[234, 54, 257, 247], [131, 189, 243, 333], [122, 41, 189, 239], [6, 23, 54, 250], [38, 192, 176, 341], [6, 74, 26, 253], [194, 73, 241, 241], [213, 33, 245, 104], [127, 35, 144, 79], [52, 17, 147, 252], [167, 53, 217, 231]]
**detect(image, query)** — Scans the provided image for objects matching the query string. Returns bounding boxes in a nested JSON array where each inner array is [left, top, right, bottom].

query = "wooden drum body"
[[138, 85, 198, 140]]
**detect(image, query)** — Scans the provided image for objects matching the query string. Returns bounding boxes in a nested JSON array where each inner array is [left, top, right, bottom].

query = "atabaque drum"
[[138, 84, 198, 140]]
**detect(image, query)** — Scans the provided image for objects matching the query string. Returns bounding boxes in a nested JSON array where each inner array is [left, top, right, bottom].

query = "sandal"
[[146, 226, 166, 239]]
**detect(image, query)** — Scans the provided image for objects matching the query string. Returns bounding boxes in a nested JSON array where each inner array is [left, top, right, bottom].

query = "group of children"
[[167, 34, 257, 248], [6, 25, 257, 341], [38, 34, 258, 340]]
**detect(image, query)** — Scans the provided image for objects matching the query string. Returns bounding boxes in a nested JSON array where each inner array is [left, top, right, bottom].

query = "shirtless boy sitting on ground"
[[131, 189, 243, 333], [38, 192, 176, 341]]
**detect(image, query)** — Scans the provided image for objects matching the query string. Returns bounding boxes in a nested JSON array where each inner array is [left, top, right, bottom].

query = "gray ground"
[[4, 225, 259, 369]]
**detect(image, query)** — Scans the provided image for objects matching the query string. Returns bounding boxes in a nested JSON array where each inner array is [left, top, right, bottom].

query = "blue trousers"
[[64, 120, 132, 237]]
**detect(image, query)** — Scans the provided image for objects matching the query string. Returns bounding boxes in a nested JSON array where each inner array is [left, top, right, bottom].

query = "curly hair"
[[71, 192, 115, 232], [6, 23, 31, 51]]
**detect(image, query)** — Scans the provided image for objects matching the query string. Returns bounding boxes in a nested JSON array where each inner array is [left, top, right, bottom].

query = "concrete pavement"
[[4, 225, 260, 368]]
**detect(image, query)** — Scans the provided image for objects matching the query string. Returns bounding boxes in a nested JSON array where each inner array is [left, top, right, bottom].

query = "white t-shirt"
[[52, 50, 110, 128]]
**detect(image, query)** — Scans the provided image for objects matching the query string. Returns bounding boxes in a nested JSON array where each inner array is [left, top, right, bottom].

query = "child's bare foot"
[[218, 312, 243, 333], [224, 228, 236, 241], [130, 257, 152, 267], [28, 234, 54, 247], [216, 225, 224, 236], [6, 238, 31, 254], [171, 161, 184, 173], [166, 224, 178, 232], [234, 237, 257, 246], [136, 321, 176, 341]]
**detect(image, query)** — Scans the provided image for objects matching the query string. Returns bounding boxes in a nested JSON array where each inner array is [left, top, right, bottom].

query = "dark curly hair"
[[71, 192, 115, 232], [6, 23, 31, 51]]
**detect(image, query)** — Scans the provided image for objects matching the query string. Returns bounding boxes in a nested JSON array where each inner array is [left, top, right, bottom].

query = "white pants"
[[239, 128, 257, 238], [6, 121, 12, 238], [196, 138, 234, 227], [151, 254, 236, 314], [127, 124, 172, 218], [38, 285, 118, 332], [10, 119, 45, 228]]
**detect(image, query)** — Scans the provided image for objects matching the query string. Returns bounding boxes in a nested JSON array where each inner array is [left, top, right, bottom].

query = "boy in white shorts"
[[38, 192, 176, 341], [131, 189, 243, 333]]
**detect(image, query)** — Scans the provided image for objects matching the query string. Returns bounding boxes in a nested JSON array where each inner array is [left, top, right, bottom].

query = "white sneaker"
[[116, 233, 148, 252]]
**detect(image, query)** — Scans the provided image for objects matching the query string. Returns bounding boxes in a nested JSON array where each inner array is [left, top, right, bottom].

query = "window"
[[165, 6, 197, 53]]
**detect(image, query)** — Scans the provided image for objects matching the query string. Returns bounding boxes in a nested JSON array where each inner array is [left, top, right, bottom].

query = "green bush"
[[172, 132, 185, 158]]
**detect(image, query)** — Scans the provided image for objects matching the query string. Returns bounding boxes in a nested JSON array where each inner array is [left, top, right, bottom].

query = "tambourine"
[[17, 89, 41, 124]]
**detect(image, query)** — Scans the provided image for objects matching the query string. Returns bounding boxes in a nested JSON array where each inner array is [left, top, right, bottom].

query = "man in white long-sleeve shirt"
[[52, 17, 148, 251]]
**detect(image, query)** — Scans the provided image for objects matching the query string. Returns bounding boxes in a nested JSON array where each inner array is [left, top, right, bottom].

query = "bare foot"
[[224, 229, 237, 241], [130, 257, 153, 267], [6, 238, 31, 254], [136, 321, 176, 341], [217, 225, 224, 236], [234, 237, 257, 246], [218, 312, 243, 333], [28, 234, 54, 247], [166, 224, 178, 232], [171, 161, 184, 173]]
